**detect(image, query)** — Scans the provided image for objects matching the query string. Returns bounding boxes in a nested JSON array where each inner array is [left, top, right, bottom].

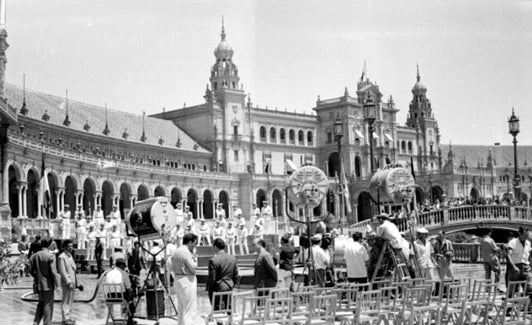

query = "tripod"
[[296, 206, 323, 291], [134, 233, 178, 325]]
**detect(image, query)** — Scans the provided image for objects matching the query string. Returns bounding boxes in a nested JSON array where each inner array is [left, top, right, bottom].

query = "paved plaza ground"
[[0, 263, 515, 325]]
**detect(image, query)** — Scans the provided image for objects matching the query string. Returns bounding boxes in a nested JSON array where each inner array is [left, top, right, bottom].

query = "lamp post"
[[334, 113, 345, 226], [363, 93, 377, 172], [508, 109, 520, 202]]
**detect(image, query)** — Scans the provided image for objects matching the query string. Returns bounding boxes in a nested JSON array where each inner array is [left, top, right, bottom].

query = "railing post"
[[509, 206, 515, 221], [442, 208, 449, 226]]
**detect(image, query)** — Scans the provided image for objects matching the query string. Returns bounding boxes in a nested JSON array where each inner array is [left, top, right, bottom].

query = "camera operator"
[[105, 254, 137, 325]]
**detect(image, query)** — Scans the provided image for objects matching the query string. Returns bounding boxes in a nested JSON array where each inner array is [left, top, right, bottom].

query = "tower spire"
[[416, 62, 421, 82], [221, 16, 226, 41], [360, 59, 367, 81]]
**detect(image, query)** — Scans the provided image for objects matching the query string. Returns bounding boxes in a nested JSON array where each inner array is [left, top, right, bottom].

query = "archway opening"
[[415, 187, 425, 207], [431, 185, 444, 204], [137, 184, 150, 201], [154, 185, 166, 197], [218, 191, 229, 218], [26, 170, 39, 218], [255, 189, 267, 210], [102, 180, 114, 217], [119, 183, 132, 219], [187, 189, 198, 219], [357, 191, 373, 222], [171, 188, 182, 208], [203, 190, 214, 219], [82, 178, 94, 215], [272, 189, 283, 218], [64, 177, 77, 217], [327, 152, 340, 178], [47, 173, 59, 218], [8, 166, 19, 218]]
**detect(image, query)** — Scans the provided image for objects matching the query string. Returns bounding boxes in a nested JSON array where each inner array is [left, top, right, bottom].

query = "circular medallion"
[[286, 164, 329, 223]]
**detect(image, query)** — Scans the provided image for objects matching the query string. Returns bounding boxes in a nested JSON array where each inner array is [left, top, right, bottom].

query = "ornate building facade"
[[0, 10, 528, 238]]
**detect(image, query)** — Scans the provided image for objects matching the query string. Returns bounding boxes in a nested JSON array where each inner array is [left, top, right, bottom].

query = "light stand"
[[133, 224, 177, 325]]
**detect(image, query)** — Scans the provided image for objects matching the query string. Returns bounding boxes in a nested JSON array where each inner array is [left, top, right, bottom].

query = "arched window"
[[280, 128, 286, 143], [355, 156, 361, 177], [401, 141, 406, 153], [407, 141, 413, 153], [270, 127, 276, 142], [260, 126, 267, 142], [307, 131, 313, 145], [289, 129, 295, 144], [298, 130, 304, 144]]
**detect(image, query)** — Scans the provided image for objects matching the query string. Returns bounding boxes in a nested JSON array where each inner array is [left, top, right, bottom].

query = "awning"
[[384, 133, 394, 143], [285, 159, 298, 172], [354, 130, 364, 140]]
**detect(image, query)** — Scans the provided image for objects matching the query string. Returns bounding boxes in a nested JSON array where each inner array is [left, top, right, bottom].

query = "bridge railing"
[[452, 242, 506, 264]]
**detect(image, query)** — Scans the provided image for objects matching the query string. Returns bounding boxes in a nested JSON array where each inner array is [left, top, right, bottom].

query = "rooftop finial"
[[103, 103, 110, 135], [20, 74, 28, 115], [416, 63, 421, 82], [63, 89, 71, 127], [221, 16, 226, 41], [140, 110, 146, 142]]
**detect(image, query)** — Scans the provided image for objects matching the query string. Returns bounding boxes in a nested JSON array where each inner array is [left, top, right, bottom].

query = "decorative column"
[[95, 191, 102, 209], [198, 198, 204, 219], [130, 195, 137, 208], [17, 182, 24, 218]]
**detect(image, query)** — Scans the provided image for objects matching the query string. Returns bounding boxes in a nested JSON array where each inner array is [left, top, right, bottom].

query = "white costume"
[[198, 222, 211, 246], [237, 226, 249, 255], [93, 208, 105, 229], [60, 209, 72, 240], [225, 226, 236, 255], [76, 217, 87, 249]]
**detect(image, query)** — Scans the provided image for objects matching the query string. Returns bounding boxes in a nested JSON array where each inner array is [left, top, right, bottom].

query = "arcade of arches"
[[6, 163, 319, 221]]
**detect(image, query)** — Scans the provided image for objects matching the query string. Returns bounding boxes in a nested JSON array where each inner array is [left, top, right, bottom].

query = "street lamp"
[[334, 113, 345, 226], [508, 108, 520, 202], [363, 93, 377, 172]]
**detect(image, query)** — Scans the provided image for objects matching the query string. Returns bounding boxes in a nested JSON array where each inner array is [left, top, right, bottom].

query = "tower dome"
[[411, 64, 427, 94], [214, 20, 233, 60]]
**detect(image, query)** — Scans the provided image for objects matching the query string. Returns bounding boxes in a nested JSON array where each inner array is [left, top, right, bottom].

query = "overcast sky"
[[4, 0, 532, 146]]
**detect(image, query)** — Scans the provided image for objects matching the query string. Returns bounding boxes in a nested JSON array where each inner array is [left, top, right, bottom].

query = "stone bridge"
[[351, 205, 532, 235]]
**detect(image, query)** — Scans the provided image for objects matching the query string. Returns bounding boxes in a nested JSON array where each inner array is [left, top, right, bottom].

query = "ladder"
[[371, 241, 412, 283]]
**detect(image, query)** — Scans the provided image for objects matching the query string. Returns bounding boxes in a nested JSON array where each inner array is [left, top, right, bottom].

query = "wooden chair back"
[[507, 280, 528, 299], [501, 297, 529, 325], [310, 295, 337, 324], [264, 297, 293, 324]]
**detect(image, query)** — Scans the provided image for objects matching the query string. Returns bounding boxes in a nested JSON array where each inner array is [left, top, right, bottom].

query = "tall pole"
[[337, 137, 344, 226], [368, 121, 375, 172], [513, 135, 519, 201]]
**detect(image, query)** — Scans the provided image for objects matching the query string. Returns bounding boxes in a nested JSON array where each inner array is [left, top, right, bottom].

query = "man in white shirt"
[[250, 203, 260, 230], [171, 233, 198, 325], [412, 227, 435, 280], [215, 203, 226, 221], [232, 203, 243, 220], [376, 213, 410, 260], [343, 232, 369, 283], [506, 226, 532, 300], [111, 205, 121, 223], [309, 234, 330, 287]]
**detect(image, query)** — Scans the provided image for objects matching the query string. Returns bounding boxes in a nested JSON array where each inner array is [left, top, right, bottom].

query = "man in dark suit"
[[95, 236, 104, 278], [29, 237, 60, 325], [253, 238, 277, 290], [206, 238, 239, 311], [28, 234, 42, 259]]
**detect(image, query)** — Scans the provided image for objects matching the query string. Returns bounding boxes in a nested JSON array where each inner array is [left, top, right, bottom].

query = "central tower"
[[209, 20, 248, 174]]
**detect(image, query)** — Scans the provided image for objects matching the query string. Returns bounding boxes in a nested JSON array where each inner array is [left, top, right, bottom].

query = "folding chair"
[[102, 283, 132, 325], [202, 291, 233, 325], [441, 283, 469, 324], [490, 296, 529, 325], [240, 295, 269, 325], [292, 290, 314, 324], [458, 299, 491, 325], [264, 297, 293, 325], [232, 290, 255, 324], [309, 295, 337, 325], [353, 289, 388, 325]]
